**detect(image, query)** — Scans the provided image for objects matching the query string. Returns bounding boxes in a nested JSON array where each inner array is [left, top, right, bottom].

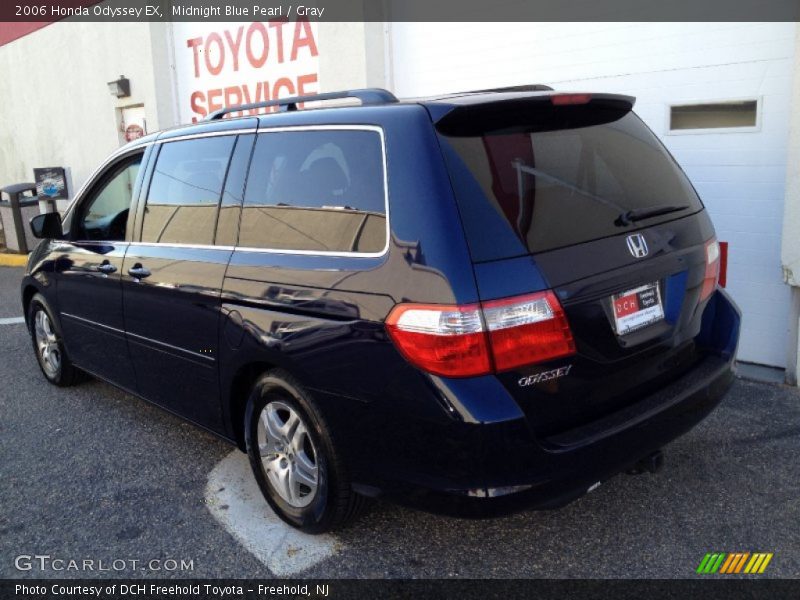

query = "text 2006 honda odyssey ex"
[[22, 86, 740, 532]]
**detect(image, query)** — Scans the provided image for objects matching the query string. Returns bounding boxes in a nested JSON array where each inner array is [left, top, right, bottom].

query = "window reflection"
[[142, 137, 235, 245], [241, 130, 386, 253]]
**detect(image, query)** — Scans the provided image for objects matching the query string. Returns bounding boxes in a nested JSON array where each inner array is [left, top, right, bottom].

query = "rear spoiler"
[[432, 92, 636, 136]]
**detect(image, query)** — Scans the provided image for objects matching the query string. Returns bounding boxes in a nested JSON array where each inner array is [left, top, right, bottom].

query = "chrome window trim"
[[124, 241, 385, 258], [71, 240, 130, 247], [127, 241, 234, 251], [231, 245, 387, 258], [233, 124, 390, 259]]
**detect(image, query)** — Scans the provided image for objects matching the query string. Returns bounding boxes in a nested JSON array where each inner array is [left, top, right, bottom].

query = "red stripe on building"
[[0, 23, 53, 47], [0, 2, 101, 47]]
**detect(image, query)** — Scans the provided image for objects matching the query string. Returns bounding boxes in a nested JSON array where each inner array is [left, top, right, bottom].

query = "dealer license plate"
[[611, 282, 664, 335]]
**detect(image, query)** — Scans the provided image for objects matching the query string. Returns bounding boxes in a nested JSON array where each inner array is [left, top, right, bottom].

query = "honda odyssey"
[[22, 86, 740, 532]]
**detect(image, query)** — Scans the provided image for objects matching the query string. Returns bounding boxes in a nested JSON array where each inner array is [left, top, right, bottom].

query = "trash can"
[[0, 183, 38, 254]]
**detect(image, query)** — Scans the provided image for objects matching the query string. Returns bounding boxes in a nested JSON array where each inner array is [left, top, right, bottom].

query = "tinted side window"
[[79, 157, 141, 241], [240, 129, 386, 253], [141, 136, 235, 245]]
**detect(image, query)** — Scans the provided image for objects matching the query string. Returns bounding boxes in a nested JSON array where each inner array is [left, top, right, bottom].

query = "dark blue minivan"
[[22, 87, 740, 532]]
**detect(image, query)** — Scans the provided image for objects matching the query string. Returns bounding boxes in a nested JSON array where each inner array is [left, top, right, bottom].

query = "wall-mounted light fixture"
[[107, 75, 130, 98]]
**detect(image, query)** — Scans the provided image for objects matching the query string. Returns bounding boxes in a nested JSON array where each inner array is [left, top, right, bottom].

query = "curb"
[[0, 253, 28, 267]]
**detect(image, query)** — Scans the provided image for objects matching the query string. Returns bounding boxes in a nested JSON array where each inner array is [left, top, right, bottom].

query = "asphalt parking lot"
[[1, 264, 798, 579]]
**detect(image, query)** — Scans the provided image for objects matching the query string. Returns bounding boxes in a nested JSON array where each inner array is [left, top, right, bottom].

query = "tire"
[[28, 293, 81, 387], [244, 369, 368, 533]]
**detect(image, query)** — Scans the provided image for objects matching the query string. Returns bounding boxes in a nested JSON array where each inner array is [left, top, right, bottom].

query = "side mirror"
[[30, 212, 64, 239]]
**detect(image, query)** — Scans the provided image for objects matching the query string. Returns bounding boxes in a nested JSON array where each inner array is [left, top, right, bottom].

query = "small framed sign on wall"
[[33, 167, 69, 201]]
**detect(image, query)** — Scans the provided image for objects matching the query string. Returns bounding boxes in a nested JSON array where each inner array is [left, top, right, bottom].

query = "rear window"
[[437, 111, 703, 262]]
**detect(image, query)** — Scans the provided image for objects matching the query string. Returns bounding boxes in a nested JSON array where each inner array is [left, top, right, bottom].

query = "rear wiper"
[[512, 161, 625, 214], [616, 204, 689, 227]]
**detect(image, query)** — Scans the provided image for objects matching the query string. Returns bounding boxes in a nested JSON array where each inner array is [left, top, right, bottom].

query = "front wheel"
[[244, 369, 368, 533], [28, 294, 81, 387]]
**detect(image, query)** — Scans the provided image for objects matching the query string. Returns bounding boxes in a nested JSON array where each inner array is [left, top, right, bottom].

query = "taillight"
[[483, 292, 576, 371], [718, 241, 728, 288], [385, 291, 575, 378], [700, 238, 720, 301], [384, 303, 490, 377]]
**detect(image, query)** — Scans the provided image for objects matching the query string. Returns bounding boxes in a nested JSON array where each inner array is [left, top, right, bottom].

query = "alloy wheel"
[[256, 400, 319, 508], [34, 310, 61, 378]]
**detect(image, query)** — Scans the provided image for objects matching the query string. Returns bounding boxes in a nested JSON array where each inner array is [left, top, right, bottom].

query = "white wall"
[[0, 22, 176, 199], [390, 22, 796, 367], [317, 23, 388, 92]]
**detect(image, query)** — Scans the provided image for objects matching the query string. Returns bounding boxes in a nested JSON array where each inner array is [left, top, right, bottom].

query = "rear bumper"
[[370, 288, 741, 514]]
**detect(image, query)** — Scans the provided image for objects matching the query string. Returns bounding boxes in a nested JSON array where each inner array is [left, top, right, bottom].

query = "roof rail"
[[205, 88, 399, 120], [466, 84, 554, 93]]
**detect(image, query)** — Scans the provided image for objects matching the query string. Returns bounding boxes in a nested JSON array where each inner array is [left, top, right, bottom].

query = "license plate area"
[[611, 282, 664, 336]]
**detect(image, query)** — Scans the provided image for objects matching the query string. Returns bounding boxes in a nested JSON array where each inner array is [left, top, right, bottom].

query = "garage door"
[[389, 22, 795, 367]]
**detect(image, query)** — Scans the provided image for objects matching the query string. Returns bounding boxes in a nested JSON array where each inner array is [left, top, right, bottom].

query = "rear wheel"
[[244, 369, 367, 533], [28, 294, 81, 387]]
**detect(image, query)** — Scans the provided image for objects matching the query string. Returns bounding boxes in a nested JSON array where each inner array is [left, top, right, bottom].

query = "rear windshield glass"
[[437, 111, 703, 262]]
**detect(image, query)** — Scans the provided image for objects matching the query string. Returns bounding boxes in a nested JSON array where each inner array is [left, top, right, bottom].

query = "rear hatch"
[[431, 92, 718, 438]]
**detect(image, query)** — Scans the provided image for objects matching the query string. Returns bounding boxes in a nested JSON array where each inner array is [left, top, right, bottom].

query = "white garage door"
[[389, 22, 795, 367]]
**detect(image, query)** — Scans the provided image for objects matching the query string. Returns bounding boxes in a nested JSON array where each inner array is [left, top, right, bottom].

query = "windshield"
[[437, 111, 703, 261]]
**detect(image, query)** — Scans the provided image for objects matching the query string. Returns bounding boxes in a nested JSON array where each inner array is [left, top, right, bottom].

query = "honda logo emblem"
[[626, 234, 648, 258]]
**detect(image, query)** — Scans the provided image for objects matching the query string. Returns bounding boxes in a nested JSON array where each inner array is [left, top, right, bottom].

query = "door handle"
[[97, 262, 117, 274], [128, 264, 151, 279]]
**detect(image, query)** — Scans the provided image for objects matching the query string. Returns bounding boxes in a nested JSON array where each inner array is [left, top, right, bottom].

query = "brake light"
[[718, 241, 728, 287], [384, 303, 490, 377], [385, 291, 575, 378], [483, 292, 576, 371], [700, 238, 720, 301], [551, 93, 592, 106]]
